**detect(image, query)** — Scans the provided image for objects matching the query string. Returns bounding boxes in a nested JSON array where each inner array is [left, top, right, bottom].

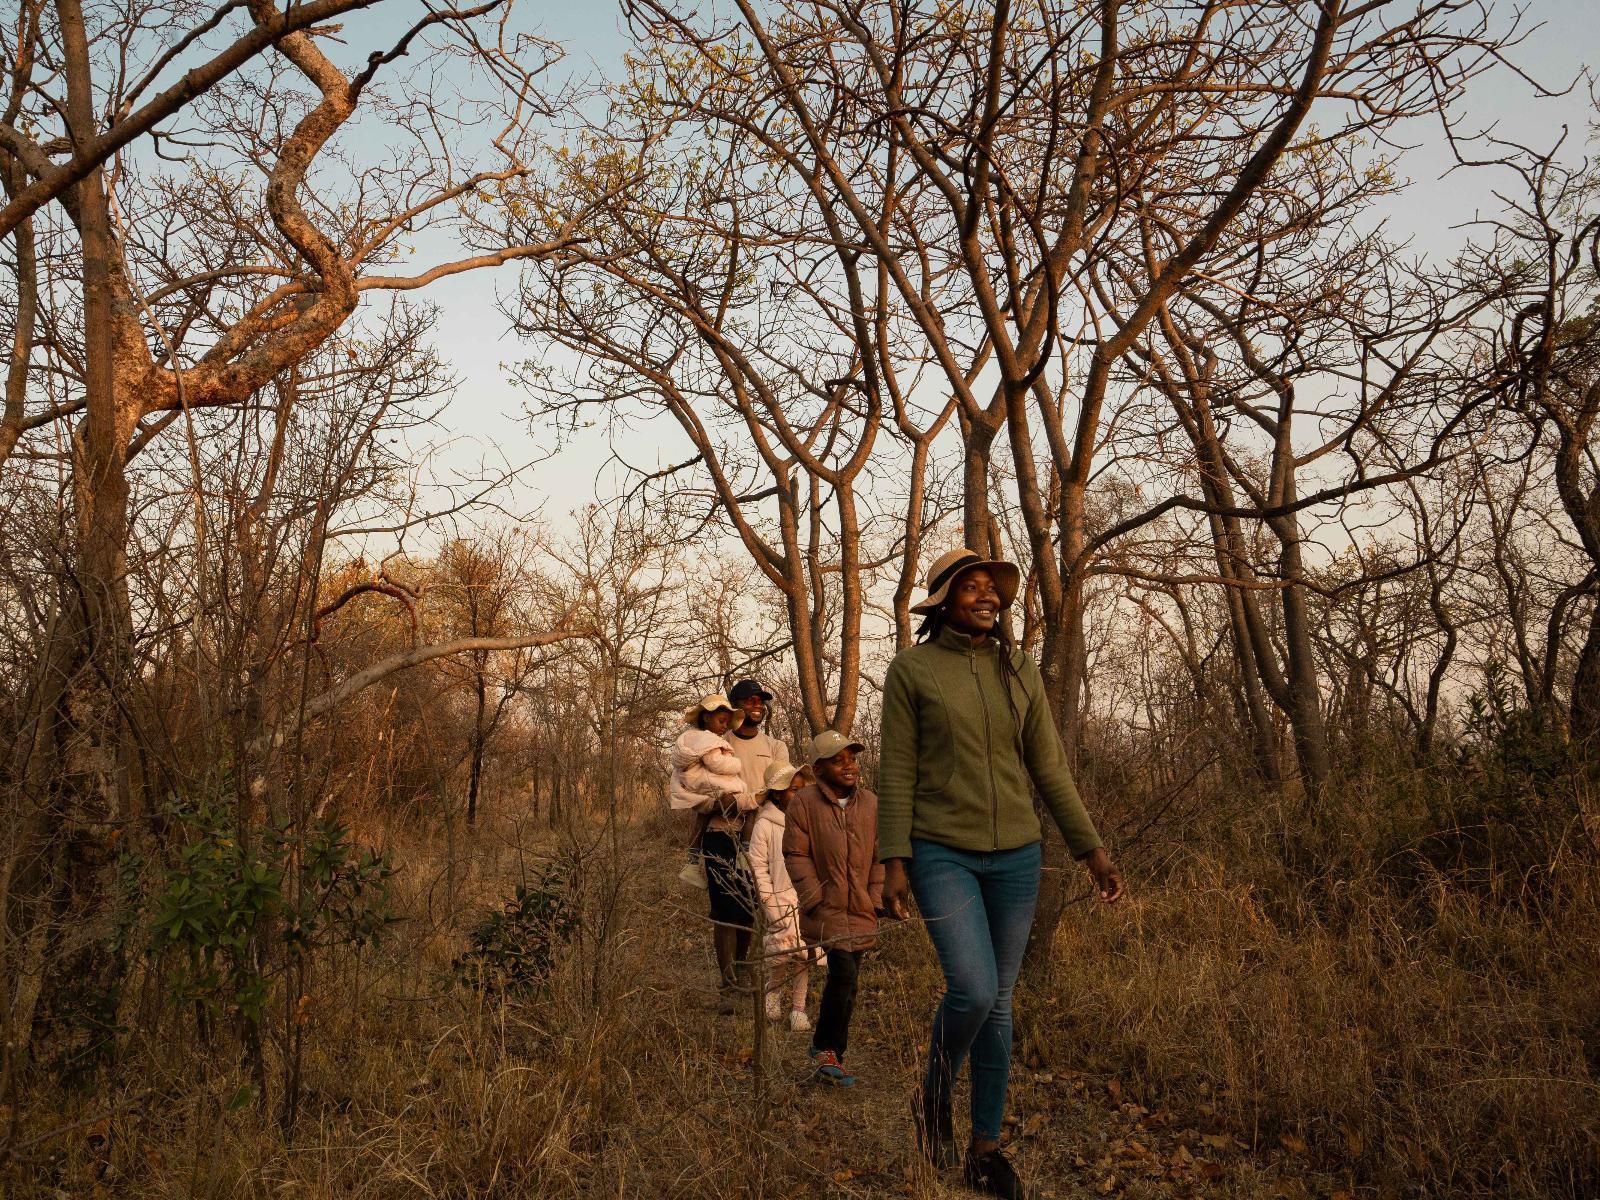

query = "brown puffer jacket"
[[783, 780, 885, 952]]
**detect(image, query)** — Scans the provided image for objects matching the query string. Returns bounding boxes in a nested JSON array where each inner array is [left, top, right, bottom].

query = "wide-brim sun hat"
[[683, 693, 746, 729], [764, 761, 800, 791], [808, 729, 865, 764], [909, 547, 1021, 615]]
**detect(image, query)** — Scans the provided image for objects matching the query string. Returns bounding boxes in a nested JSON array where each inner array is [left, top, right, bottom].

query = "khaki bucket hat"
[[763, 761, 800, 791], [909, 547, 1021, 615], [683, 693, 746, 729]]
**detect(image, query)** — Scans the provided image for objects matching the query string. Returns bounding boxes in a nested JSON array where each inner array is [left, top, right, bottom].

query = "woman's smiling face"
[[943, 567, 1002, 637]]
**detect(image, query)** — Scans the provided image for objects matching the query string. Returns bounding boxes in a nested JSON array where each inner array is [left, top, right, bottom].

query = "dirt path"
[[620, 844, 1343, 1200]]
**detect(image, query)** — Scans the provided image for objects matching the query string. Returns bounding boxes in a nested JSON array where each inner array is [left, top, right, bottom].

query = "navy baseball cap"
[[728, 679, 773, 704]]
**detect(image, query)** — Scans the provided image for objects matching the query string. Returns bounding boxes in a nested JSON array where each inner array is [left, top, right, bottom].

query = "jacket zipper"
[[971, 648, 1000, 850], [830, 797, 864, 920]]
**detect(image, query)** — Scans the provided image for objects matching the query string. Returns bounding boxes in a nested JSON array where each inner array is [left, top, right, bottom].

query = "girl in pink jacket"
[[669, 727, 746, 811], [747, 762, 817, 1030]]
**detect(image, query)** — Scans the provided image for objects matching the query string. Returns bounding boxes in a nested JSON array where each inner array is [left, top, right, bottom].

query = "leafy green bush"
[[148, 796, 395, 1028], [454, 857, 578, 994]]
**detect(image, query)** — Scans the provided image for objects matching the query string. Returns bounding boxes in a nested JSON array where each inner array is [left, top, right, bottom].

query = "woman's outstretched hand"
[[1083, 847, 1125, 903], [881, 858, 911, 920]]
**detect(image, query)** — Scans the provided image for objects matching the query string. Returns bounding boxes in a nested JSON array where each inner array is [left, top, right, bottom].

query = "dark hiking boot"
[[964, 1146, 1028, 1200]]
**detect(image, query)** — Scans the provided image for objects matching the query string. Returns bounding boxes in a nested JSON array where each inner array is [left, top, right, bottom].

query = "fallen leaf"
[[1195, 1160, 1226, 1181], [1200, 1133, 1239, 1152], [1106, 1078, 1123, 1103], [1096, 1174, 1119, 1195], [1279, 1133, 1308, 1155], [1021, 1112, 1047, 1138], [1342, 1125, 1365, 1156]]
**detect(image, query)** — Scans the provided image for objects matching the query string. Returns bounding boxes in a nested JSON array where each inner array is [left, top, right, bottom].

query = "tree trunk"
[[1272, 510, 1332, 800], [1570, 601, 1600, 752], [28, 0, 140, 1066], [960, 415, 999, 552], [1022, 491, 1089, 976], [467, 669, 487, 826]]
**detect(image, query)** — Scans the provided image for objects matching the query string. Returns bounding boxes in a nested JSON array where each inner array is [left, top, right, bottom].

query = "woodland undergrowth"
[[5, 745, 1597, 1200]]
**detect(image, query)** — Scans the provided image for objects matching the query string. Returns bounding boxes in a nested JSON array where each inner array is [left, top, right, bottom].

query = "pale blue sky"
[[331, 0, 1600, 522]]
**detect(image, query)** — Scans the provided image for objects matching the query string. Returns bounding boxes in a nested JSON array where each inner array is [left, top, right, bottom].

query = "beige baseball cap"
[[808, 729, 865, 764]]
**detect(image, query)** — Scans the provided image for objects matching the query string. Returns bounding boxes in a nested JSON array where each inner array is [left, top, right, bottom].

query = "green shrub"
[[148, 795, 395, 1029], [454, 856, 578, 994]]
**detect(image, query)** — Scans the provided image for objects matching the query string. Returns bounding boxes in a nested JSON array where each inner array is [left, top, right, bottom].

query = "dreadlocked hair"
[[917, 608, 1029, 754]]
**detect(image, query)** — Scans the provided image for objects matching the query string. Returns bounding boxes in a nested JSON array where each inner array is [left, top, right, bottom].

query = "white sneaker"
[[765, 991, 783, 1021], [788, 1008, 812, 1032]]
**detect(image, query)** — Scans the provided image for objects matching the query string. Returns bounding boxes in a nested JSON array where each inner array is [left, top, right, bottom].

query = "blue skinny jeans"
[[908, 837, 1041, 1143]]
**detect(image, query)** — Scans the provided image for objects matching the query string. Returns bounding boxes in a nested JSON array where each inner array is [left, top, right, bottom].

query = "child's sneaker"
[[788, 1008, 812, 1032], [765, 991, 783, 1021], [810, 1048, 856, 1087]]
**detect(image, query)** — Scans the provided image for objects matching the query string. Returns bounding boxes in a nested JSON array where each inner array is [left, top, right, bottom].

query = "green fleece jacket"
[[876, 626, 1103, 862]]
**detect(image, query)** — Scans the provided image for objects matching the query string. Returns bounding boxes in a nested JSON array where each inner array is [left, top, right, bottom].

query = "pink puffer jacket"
[[669, 728, 745, 812], [748, 802, 800, 934]]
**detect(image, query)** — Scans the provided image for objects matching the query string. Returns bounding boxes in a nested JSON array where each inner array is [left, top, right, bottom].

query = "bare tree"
[[512, 65, 927, 734], [0, 0, 597, 1053], [620, 0, 1516, 766], [1454, 132, 1600, 747], [432, 531, 541, 825]]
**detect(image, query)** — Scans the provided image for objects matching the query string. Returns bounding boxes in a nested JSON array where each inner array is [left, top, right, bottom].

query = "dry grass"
[[1037, 852, 1600, 1198], [7, 785, 1599, 1199]]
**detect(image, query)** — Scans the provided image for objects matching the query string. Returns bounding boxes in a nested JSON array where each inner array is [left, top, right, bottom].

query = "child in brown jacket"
[[783, 730, 884, 1087]]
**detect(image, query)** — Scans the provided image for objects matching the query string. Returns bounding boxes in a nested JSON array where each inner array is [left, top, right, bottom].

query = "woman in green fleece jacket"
[[879, 548, 1124, 1200]]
